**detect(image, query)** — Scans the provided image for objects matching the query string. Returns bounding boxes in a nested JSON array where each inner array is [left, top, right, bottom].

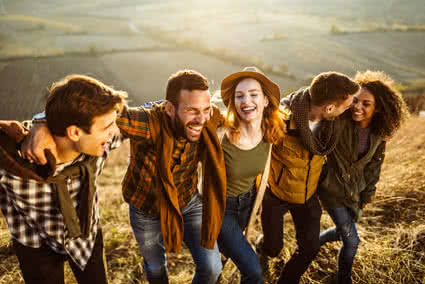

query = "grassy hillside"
[[0, 115, 423, 283]]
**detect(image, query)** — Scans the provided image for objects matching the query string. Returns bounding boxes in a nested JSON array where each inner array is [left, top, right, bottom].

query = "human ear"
[[165, 101, 176, 118], [264, 96, 269, 107], [325, 104, 335, 114], [66, 125, 83, 142]]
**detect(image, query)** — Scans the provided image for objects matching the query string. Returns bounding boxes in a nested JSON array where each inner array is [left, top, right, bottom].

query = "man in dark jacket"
[[260, 72, 359, 284]]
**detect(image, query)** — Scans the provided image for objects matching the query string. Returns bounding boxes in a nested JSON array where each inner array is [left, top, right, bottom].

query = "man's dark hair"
[[166, 70, 209, 107], [309, 71, 359, 106], [46, 74, 127, 136]]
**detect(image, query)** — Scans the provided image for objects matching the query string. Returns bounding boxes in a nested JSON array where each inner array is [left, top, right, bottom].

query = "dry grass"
[[0, 116, 424, 283], [398, 82, 425, 114]]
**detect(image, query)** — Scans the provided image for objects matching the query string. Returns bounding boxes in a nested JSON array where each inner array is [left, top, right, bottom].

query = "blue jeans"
[[129, 193, 222, 284], [217, 190, 262, 284], [319, 207, 360, 284]]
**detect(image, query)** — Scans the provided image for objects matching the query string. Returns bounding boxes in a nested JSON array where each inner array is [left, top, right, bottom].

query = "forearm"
[[0, 120, 29, 142], [0, 120, 14, 129]]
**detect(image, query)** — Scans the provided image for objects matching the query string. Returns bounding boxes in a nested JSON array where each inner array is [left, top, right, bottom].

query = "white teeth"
[[242, 106, 255, 111], [188, 126, 202, 134]]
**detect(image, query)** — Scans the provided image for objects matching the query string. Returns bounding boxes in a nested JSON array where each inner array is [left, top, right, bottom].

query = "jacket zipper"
[[304, 153, 313, 203], [277, 165, 285, 185]]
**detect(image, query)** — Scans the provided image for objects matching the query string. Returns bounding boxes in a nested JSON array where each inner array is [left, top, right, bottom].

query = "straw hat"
[[220, 67, 280, 107]]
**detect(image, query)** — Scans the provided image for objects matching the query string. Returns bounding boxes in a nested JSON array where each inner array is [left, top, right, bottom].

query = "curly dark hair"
[[354, 71, 409, 138]]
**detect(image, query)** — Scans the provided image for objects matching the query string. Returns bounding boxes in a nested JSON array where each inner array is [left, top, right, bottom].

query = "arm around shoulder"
[[0, 120, 29, 143], [116, 104, 151, 141]]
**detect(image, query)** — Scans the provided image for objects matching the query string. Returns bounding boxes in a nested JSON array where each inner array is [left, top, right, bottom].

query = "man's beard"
[[174, 114, 186, 138], [174, 114, 204, 141]]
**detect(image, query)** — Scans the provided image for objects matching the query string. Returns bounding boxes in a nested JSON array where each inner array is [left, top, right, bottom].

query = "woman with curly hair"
[[318, 70, 409, 284], [216, 67, 287, 284]]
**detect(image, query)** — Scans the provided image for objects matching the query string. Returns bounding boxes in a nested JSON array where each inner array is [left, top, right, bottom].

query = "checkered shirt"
[[117, 105, 200, 216], [0, 135, 121, 270]]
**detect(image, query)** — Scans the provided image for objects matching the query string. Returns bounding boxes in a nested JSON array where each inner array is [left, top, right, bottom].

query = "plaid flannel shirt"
[[117, 105, 200, 215], [0, 135, 121, 270]]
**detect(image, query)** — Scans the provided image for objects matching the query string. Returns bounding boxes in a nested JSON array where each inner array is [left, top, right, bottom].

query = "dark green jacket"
[[318, 116, 386, 221]]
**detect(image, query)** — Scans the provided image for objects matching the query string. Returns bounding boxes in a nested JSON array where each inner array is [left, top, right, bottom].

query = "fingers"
[[33, 147, 48, 165], [11, 121, 29, 139], [20, 129, 48, 165], [20, 136, 40, 164]]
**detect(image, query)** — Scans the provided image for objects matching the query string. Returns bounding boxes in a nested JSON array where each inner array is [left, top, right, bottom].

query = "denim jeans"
[[217, 189, 262, 284], [319, 207, 360, 284], [129, 193, 222, 284], [261, 190, 322, 284]]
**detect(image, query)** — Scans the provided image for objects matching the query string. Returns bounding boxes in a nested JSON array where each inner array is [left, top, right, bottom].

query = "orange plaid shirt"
[[117, 105, 200, 216]]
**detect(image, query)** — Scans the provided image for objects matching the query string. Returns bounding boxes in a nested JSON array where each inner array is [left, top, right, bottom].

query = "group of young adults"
[[0, 66, 408, 284]]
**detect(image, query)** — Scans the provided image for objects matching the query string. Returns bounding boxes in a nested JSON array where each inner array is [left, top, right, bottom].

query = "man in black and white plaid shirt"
[[0, 74, 127, 284]]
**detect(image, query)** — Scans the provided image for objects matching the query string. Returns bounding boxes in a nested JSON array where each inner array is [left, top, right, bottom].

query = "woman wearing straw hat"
[[216, 67, 287, 283]]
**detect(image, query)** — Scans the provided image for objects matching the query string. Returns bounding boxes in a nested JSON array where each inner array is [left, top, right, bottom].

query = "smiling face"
[[167, 89, 211, 142], [351, 87, 376, 128], [234, 78, 269, 123], [76, 109, 119, 156]]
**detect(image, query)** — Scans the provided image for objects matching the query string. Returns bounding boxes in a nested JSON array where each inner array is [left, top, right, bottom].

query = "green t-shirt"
[[222, 135, 270, 197]]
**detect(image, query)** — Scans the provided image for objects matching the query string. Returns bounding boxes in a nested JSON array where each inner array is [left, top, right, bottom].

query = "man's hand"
[[21, 123, 58, 165]]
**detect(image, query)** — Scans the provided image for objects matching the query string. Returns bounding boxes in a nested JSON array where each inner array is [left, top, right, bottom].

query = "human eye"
[[189, 109, 199, 115]]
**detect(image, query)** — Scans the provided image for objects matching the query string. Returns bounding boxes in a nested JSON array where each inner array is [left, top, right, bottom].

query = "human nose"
[[240, 94, 251, 104], [198, 112, 209, 124]]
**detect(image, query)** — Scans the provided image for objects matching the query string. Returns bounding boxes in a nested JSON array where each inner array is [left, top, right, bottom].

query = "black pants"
[[13, 230, 107, 284], [261, 190, 322, 284]]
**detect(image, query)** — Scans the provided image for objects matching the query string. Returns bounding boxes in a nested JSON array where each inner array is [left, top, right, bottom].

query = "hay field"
[[0, 115, 423, 283], [0, 0, 425, 282]]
